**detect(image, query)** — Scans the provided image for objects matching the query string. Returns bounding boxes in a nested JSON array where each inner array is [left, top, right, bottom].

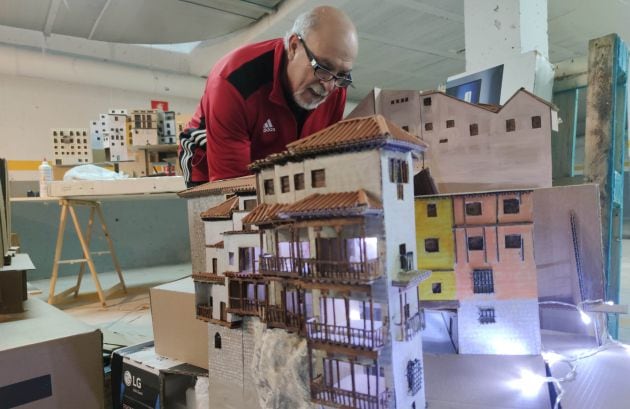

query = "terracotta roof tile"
[[178, 175, 256, 198], [280, 190, 383, 218], [200, 196, 239, 220], [286, 115, 427, 155], [242, 203, 291, 225], [206, 241, 224, 248]]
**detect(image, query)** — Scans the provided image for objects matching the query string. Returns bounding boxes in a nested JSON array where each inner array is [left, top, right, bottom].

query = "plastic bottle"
[[38, 159, 52, 198]]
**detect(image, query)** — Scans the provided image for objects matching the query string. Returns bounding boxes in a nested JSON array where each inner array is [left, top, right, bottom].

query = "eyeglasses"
[[297, 35, 353, 88]]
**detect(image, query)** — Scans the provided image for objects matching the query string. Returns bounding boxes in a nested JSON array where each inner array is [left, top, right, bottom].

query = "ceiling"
[[0, 0, 629, 102]]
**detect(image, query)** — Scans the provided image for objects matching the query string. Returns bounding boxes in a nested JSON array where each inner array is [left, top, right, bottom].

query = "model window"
[[406, 359, 423, 395], [427, 203, 437, 217], [402, 125, 409, 132], [478, 307, 496, 324], [469, 123, 479, 136], [531, 115, 542, 129], [503, 198, 520, 214], [473, 270, 494, 293], [280, 176, 290, 193], [424, 238, 439, 253], [423, 97, 432, 106], [439, 139, 448, 144], [243, 199, 257, 211], [424, 122, 433, 131], [505, 234, 522, 249], [468, 236, 484, 251], [397, 183, 404, 200], [506, 118, 516, 132], [263, 179, 275, 195], [214, 332, 222, 349], [432, 283, 442, 294], [400, 244, 414, 271], [465, 202, 482, 216], [294, 173, 305, 190], [311, 169, 326, 188], [228, 252, 235, 265], [389, 158, 409, 184], [446, 119, 455, 128]]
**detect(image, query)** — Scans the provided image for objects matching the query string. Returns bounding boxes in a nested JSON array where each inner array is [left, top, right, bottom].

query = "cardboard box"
[[0, 298, 104, 408], [150, 278, 209, 369], [111, 342, 207, 409]]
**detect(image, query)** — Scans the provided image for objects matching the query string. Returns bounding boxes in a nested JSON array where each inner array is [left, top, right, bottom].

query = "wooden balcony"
[[403, 312, 424, 341], [306, 318, 387, 350], [227, 298, 265, 318], [300, 258, 381, 283], [196, 304, 213, 320], [259, 256, 297, 278], [311, 380, 392, 409], [266, 305, 303, 331]]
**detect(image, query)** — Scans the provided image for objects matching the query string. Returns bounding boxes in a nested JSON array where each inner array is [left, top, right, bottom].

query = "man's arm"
[[201, 76, 252, 181]]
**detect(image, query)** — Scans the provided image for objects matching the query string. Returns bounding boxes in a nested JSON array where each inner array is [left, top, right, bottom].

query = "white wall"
[[0, 72, 199, 180]]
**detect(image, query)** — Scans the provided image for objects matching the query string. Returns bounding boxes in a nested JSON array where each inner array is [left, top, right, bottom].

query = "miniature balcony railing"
[[192, 272, 225, 284], [299, 258, 381, 282], [306, 318, 387, 350], [196, 304, 213, 320], [311, 379, 391, 409], [259, 256, 297, 277], [228, 298, 265, 318], [403, 312, 424, 341], [266, 305, 303, 331]]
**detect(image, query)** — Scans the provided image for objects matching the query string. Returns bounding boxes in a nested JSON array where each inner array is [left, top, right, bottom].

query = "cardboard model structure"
[[348, 88, 559, 194], [130, 109, 159, 146], [180, 115, 429, 409], [51, 128, 93, 165]]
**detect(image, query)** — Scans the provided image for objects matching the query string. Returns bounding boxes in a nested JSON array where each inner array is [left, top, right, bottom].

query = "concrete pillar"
[[464, 0, 548, 72]]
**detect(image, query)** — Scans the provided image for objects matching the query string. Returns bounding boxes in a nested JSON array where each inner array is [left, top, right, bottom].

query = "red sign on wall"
[[151, 100, 169, 111]]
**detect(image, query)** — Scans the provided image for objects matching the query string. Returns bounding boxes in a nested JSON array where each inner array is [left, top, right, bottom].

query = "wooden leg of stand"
[[96, 203, 127, 293], [68, 205, 107, 307], [74, 206, 96, 298], [48, 202, 68, 304]]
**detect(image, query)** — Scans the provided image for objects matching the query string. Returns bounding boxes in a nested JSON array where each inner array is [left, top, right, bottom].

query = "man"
[[179, 6, 358, 186]]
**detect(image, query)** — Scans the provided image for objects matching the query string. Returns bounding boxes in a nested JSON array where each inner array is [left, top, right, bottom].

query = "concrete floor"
[[29, 263, 190, 349]]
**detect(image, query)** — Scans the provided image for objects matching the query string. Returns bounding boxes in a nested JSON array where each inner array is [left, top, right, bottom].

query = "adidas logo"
[[262, 119, 276, 133]]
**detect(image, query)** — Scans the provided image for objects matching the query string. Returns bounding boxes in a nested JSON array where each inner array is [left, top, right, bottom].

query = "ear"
[[287, 34, 300, 61]]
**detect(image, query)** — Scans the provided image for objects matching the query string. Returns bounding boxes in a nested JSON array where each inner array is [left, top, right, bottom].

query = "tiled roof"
[[206, 241, 224, 248], [420, 88, 558, 114], [286, 114, 427, 155], [200, 196, 239, 220], [242, 203, 291, 225], [178, 175, 256, 198], [280, 190, 383, 218]]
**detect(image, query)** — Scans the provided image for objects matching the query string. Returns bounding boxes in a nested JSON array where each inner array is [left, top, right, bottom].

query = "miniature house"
[[416, 190, 541, 355], [349, 88, 558, 194], [238, 114, 429, 409], [51, 128, 93, 165], [131, 109, 159, 146], [105, 111, 130, 162], [157, 111, 177, 144]]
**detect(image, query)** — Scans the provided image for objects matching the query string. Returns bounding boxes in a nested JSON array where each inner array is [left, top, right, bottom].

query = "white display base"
[[48, 176, 185, 197]]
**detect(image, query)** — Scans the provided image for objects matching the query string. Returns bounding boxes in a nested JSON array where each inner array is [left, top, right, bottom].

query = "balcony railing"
[[300, 258, 381, 282], [266, 305, 303, 331], [196, 304, 213, 320], [259, 256, 296, 277], [404, 312, 424, 341], [311, 380, 392, 409], [192, 272, 225, 284], [306, 318, 386, 349], [228, 298, 265, 318]]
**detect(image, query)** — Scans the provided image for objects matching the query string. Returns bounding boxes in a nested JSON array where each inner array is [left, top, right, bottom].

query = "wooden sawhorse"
[[48, 199, 127, 306]]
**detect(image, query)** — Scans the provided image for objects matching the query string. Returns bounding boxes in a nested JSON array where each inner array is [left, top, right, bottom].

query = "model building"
[[157, 111, 177, 144], [130, 109, 159, 146], [349, 88, 558, 193], [51, 128, 93, 165], [182, 115, 429, 408], [416, 190, 541, 355]]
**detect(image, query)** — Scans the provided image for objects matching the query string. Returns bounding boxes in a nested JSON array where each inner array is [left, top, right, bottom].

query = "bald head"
[[284, 6, 358, 110]]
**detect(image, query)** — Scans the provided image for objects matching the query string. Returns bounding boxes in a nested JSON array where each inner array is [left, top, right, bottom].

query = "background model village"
[[26, 72, 622, 408]]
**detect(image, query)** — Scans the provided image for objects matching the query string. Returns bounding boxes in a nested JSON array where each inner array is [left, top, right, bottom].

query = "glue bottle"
[[38, 159, 52, 198]]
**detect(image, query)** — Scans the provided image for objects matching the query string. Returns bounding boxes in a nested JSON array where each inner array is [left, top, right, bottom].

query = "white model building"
[[157, 111, 177, 144], [51, 128, 93, 165]]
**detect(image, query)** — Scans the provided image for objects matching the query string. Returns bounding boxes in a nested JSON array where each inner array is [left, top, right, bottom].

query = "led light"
[[542, 351, 564, 365], [511, 370, 544, 397], [579, 310, 592, 325]]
